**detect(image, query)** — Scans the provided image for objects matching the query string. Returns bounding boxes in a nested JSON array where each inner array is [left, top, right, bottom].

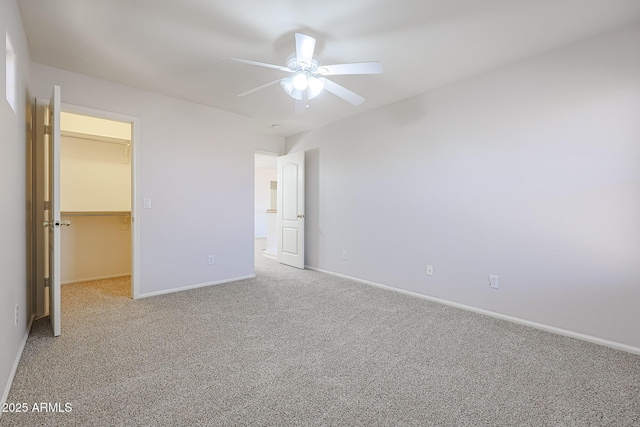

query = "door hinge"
[[44, 278, 50, 288], [44, 200, 51, 210], [44, 125, 51, 135]]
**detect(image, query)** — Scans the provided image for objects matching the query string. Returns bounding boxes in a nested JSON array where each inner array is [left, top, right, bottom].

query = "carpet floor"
[[2, 241, 639, 426]]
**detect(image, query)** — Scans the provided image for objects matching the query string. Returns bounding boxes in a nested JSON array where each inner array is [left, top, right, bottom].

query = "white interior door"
[[46, 85, 63, 336], [277, 151, 305, 269]]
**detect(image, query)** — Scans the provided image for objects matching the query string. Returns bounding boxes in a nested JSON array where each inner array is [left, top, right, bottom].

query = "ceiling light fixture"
[[281, 55, 320, 101], [292, 70, 309, 91], [280, 74, 325, 101]]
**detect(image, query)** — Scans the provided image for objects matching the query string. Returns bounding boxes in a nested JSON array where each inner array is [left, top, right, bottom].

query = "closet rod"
[[61, 130, 130, 146], [61, 211, 131, 217]]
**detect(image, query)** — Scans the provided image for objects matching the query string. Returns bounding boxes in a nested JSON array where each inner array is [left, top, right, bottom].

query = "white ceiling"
[[17, 0, 640, 137]]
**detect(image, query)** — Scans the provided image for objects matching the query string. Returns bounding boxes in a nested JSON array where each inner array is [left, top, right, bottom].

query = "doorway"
[[254, 152, 278, 261], [253, 150, 306, 269], [33, 99, 140, 321], [59, 112, 132, 292]]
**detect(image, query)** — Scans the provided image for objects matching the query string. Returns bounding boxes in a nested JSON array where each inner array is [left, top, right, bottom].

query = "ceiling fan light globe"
[[280, 77, 293, 93], [280, 78, 303, 100], [292, 71, 309, 91], [306, 76, 325, 99]]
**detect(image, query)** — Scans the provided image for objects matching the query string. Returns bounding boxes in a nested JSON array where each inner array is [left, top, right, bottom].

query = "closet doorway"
[[58, 110, 135, 298], [254, 152, 278, 260]]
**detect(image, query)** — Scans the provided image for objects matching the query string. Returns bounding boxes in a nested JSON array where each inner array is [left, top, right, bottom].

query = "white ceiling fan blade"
[[295, 33, 316, 66], [320, 78, 365, 106], [318, 62, 383, 76], [225, 57, 291, 73], [238, 79, 283, 97]]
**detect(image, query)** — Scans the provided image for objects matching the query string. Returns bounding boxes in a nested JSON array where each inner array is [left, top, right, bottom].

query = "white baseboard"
[[138, 274, 256, 299], [306, 266, 640, 356], [262, 251, 277, 260], [62, 273, 131, 285], [1, 314, 35, 415]]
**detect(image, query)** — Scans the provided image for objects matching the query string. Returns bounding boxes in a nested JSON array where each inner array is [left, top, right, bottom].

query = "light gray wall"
[[29, 63, 284, 296], [287, 24, 640, 349], [1, 0, 32, 406]]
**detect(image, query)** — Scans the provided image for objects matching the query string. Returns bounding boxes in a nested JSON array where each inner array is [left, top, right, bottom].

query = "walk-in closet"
[[59, 112, 132, 292]]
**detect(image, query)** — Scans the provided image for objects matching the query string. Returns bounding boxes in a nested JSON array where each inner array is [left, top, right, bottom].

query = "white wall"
[[286, 24, 640, 349], [0, 0, 31, 407], [255, 167, 277, 238], [30, 63, 284, 296]]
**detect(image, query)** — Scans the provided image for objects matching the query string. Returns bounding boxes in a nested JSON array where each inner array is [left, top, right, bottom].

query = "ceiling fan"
[[227, 33, 382, 113]]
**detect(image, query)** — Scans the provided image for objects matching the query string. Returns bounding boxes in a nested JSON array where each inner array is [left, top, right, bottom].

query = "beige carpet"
[[2, 241, 639, 426]]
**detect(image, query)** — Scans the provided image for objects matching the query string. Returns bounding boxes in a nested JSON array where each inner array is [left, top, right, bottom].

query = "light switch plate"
[[489, 275, 499, 289]]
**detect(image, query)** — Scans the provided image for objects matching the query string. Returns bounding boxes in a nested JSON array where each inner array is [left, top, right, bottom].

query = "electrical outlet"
[[208, 255, 215, 265], [489, 275, 499, 289], [341, 250, 347, 260], [426, 265, 434, 276], [14, 304, 19, 326]]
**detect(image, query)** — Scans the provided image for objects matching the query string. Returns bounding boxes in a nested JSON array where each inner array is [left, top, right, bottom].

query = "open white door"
[[276, 151, 305, 269], [45, 85, 63, 336]]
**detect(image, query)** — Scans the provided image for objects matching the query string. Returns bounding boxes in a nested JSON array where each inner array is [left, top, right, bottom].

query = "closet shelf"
[[61, 211, 131, 217]]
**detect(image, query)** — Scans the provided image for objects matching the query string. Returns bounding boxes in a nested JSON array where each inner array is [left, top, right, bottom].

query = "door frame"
[[254, 150, 280, 260], [61, 102, 141, 299], [33, 99, 141, 316]]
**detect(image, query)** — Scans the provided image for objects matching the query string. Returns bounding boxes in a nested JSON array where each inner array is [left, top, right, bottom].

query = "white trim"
[[131, 115, 141, 299], [306, 266, 640, 356], [62, 273, 131, 285], [254, 150, 282, 157], [1, 315, 35, 414], [262, 251, 277, 260], [137, 274, 256, 299]]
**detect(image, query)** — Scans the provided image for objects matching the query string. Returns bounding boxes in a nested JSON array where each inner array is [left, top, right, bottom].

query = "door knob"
[[297, 214, 305, 219], [42, 220, 71, 228]]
